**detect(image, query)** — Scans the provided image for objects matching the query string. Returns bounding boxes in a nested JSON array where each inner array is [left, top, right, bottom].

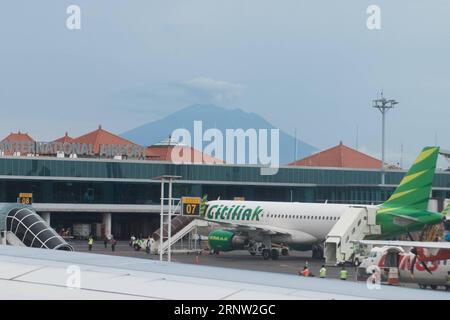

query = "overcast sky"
[[1, 1, 449, 168]]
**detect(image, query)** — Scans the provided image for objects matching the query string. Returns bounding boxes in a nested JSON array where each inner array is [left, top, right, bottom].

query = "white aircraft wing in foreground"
[[0, 245, 449, 300]]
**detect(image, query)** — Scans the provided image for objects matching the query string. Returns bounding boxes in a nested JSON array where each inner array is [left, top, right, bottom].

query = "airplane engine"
[[208, 230, 248, 252]]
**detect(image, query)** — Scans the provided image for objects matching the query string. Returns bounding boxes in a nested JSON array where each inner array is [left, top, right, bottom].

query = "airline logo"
[[206, 204, 263, 221]]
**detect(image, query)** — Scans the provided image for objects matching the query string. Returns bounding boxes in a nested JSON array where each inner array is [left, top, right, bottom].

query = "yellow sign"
[[18, 193, 33, 205], [182, 197, 201, 216]]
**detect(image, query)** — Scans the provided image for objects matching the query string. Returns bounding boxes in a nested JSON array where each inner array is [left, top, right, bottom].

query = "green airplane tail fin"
[[442, 203, 450, 216], [381, 146, 440, 211]]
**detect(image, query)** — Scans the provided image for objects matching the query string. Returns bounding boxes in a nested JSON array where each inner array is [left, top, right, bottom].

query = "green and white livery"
[[202, 147, 445, 260]]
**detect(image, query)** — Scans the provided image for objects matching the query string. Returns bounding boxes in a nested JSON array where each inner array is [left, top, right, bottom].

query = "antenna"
[[294, 128, 298, 161], [400, 143, 404, 169], [372, 91, 399, 184]]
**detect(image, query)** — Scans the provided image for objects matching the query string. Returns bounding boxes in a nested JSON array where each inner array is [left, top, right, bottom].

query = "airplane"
[[200, 146, 445, 260], [357, 239, 450, 290]]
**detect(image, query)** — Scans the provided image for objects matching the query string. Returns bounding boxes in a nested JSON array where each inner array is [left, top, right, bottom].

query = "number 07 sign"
[[181, 197, 201, 216]]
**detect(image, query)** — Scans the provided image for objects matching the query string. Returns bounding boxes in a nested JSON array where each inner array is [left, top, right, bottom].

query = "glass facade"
[[0, 157, 449, 204]]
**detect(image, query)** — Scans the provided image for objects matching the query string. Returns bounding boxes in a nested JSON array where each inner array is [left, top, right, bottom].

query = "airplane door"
[[385, 251, 399, 267]]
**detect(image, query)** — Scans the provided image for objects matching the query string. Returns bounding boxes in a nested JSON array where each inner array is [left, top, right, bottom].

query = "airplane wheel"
[[271, 249, 279, 260], [262, 249, 271, 260], [431, 285, 437, 290]]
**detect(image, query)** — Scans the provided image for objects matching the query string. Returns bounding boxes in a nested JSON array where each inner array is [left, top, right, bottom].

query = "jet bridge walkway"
[[0, 203, 73, 251]]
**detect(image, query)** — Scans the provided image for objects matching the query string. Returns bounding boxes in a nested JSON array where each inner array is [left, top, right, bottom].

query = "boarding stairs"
[[324, 206, 380, 266], [153, 216, 210, 254]]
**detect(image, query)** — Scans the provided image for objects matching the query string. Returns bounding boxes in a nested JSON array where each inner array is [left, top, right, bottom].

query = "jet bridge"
[[324, 206, 380, 266], [0, 203, 73, 251]]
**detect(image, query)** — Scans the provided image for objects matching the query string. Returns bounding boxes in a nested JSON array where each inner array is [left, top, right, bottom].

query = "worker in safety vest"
[[319, 265, 327, 278], [340, 266, 348, 280], [88, 236, 94, 251], [299, 266, 310, 277]]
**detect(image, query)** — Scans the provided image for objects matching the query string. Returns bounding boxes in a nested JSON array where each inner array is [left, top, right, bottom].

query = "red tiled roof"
[[2, 131, 34, 143], [1, 131, 35, 155], [54, 132, 74, 143], [146, 145, 224, 164], [72, 125, 137, 154], [289, 142, 382, 169]]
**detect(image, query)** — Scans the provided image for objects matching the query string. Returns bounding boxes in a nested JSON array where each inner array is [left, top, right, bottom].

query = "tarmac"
[[69, 240, 355, 280]]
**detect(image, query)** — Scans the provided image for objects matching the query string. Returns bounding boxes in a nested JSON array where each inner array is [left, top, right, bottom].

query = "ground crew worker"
[[319, 265, 327, 278], [340, 266, 348, 280], [299, 266, 310, 277], [88, 236, 94, 251], [111, 236, 116, 252], [103, 236, 108, 249]]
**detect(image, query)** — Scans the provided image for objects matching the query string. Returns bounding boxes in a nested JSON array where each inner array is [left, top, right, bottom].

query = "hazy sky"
[[1, 1, 449, 168]]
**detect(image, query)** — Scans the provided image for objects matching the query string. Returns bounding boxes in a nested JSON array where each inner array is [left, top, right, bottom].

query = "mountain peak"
[[121, 105, 317, 164]]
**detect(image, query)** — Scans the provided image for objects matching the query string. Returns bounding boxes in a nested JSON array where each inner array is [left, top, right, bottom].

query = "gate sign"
[[18, 193, 33, 205], [181, 197, 201, 216]]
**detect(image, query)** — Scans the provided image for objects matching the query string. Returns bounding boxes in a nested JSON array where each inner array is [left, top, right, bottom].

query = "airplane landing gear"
[[248, 241, 264, 256], [270, 248, 280, 260], [262, 248, 271, 260]]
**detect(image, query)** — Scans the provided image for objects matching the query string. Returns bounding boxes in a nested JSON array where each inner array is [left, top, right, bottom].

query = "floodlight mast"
[[372, 92, 398, 185]]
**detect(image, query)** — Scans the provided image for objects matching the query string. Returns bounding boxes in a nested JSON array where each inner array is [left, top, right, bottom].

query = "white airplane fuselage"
[[204, 200, 378, 247]]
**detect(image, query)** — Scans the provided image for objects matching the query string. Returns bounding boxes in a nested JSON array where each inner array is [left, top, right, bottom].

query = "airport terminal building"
[[1, 128, 449, 239]]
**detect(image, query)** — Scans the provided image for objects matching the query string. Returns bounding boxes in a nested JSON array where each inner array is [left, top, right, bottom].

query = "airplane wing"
[[1, 245, 450, 300], [358, 240, 450, 250], [205, 219, 290, 236]]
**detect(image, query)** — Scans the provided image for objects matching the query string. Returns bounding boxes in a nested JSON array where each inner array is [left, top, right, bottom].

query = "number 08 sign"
[[181, 197, 201, 216]]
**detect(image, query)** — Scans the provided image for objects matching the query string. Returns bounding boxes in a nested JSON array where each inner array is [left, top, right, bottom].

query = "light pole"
[[372, 92, 398, 185]]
